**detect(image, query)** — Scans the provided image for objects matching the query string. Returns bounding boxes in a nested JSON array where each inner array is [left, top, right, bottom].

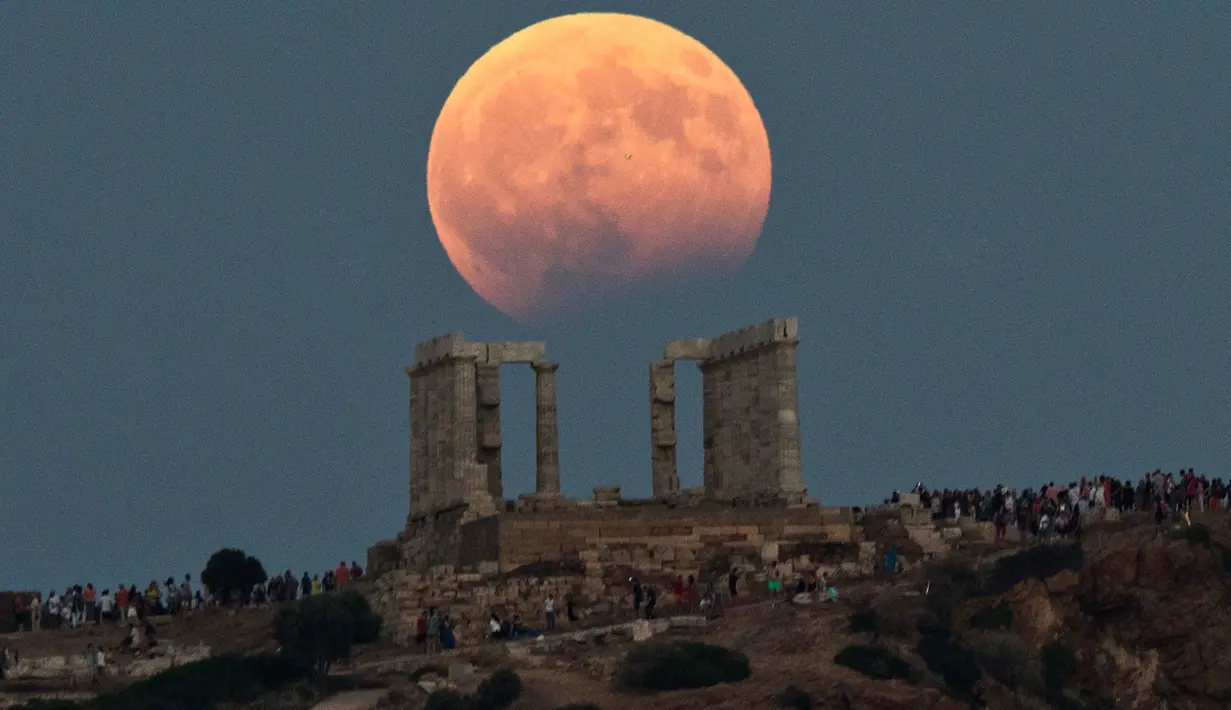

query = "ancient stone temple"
[[365, 317, 1001, 649], [406, 334, 562, 522], [650, 317, 804, 503]]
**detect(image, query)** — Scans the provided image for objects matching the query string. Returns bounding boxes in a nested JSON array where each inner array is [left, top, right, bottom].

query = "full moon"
[[426, 13, 772, 320]]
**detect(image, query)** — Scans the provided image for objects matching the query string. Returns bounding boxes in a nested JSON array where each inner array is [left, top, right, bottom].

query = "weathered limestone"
[[407, 334, 557, 522], [533, 361, 561, 496], [652, 317, 804, 503], [649, 360, 680, 497]]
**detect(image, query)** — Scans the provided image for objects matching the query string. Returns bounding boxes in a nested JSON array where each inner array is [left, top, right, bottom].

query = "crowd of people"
[[889, 468, 1223, 538], [6, 560, 367, 637]]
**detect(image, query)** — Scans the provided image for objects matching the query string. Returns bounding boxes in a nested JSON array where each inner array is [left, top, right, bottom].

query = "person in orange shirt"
[[115, 586, 129, 622], [335, 562, 350, 587], [83, 584, 97, 624]]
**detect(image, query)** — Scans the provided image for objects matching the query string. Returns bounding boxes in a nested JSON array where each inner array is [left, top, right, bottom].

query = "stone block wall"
[[493, 506, 855, 573], [702, 318, 803, 500]]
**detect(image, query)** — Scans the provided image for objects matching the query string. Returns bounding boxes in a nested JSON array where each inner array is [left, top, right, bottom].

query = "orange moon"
[[426, 13, 772, 321]]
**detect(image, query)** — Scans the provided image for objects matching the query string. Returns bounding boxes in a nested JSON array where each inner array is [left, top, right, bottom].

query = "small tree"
[[472, 668, 523, 709], [201, 548, 268, 604], [338, 589, 382, 643], [274, 594, 354, 682]]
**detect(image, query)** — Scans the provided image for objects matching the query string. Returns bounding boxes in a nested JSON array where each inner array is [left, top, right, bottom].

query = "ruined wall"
[[407, 333, 551, 522], [400, 505, 469, 570], [493, 506, 854, 572], [652, 317, 804, 502], [703, 318, 804, 500]]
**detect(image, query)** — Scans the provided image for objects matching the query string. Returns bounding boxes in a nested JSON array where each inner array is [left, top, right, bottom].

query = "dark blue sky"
[[2, 3, 1227, 592]]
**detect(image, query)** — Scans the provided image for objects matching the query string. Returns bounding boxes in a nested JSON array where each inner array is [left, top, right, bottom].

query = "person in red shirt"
[[115, 586, 129, 622], [83, 584, 97, 624], [671, 575, 685, 612], [335, 562, 350, 587]]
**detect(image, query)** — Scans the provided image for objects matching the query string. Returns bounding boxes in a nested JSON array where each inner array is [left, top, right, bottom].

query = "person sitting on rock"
[[488, 613, 502, 640], [415, 611, 428, 647]]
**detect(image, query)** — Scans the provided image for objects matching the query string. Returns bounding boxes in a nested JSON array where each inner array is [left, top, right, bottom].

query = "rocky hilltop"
[[5, 517, 1229, 710]]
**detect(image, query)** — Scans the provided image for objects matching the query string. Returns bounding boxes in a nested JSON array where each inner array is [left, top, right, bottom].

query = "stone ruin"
[[405, 334, 563, 521], [650, 317, 804, 503], [366, 317, 995, 647], [401, 316, 806, 522]]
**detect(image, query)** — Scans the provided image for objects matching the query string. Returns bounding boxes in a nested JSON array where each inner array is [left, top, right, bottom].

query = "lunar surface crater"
[[426, 12, 772, 320]]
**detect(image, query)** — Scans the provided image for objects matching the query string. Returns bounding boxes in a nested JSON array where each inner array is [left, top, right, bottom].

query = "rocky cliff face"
[[1000, 519, 1231, 710]]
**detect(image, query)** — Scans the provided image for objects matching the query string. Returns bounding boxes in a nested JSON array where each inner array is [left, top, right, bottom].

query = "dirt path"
[[308, 688, 390, 710]]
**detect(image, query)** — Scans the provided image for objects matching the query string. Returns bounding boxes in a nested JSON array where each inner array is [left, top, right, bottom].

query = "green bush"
[[619, 641, 751, 692], [917, 635, 981, 698], [965, 630, 1044, 695], [921, 558, 981, 631], [778, 684, 813, 709], [848, 607, 878, 633], [88, 655, 306, 710], [274, 593, 356, 680], [849, 599, 926, 640], [969, 601, 1014, 630], [201, 547, 268, 604], [1167, 522, 1211, 546], [425, 689, 470, 710], [982, 544, 1083, 596], [472, 668, 523, 710], [1042, 642, 1078, 696], [338, 589, 382, 643], [833, 644, 913, 682]]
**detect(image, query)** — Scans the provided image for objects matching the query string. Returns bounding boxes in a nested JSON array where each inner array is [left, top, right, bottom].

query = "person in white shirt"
[[544, 594, 556, 631], [99, 590, 114, 622], [47, 592, 61, 630], [30, 595, 41, 632]]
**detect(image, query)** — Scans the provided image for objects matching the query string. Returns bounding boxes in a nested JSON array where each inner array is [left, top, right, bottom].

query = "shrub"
[[338, 588, 382, 643], [848, 607, 878, 634], [778, 684, 813, 709], [969, 601, 1014, 630], [425, 689, 470, 710], [1183, 522, 1211, 546], [274, 593, 356, 681], [921, 558, 981, 631], [917, 634, 981, 698], [982, 544, 1083, 596], [833, 644, 913, 682], [965, 630, 1044, 695], [472, 668, 523, 710], [1041, 641, 1078, 696], [88, 655, 308, 710], [201, 547, 268, 604], [619, 641, 751, 692]]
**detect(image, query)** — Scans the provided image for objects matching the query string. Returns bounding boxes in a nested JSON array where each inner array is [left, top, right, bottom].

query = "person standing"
[[426, 607, 440, 654], [84, 584, 97, 624], [115, 586, 129, 622], [630, 577, 643, 617], [30, 593, 42, 632], [543, 594, 556, 631], [99, 589, 113, 623]]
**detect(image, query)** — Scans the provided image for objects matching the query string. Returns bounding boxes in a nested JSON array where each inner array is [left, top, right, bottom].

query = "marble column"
[[533, 361, 561, 495], [649, 361, 679, 497]]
